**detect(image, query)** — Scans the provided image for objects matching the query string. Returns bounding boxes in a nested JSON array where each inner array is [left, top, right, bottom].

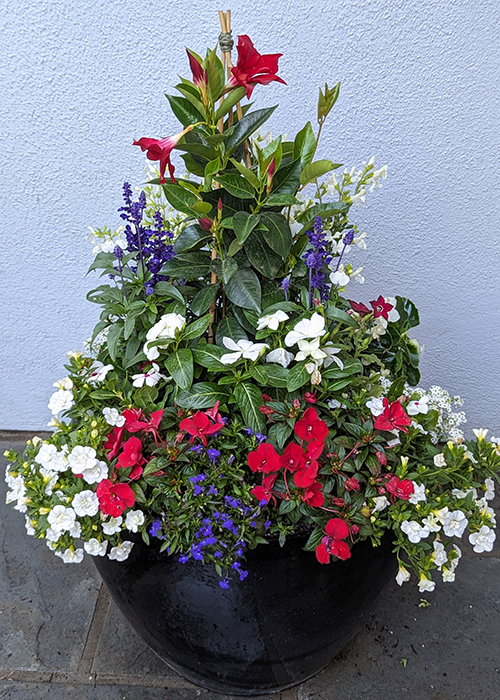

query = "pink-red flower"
[[301, 481, 324, 507], [374, 398, 412, 433], [248, 442, 281, 474], [385, 475, 414, 502], [370, 295, 394, 320], [117, 436, 146, 480], [315, 518, 351, 563], [133, 125, 194, 184], [251, 473, 278, 505], [180, 411, 224, 447], [96, 479, 135, 517], [349, 300, 370, 317], [280, 442, 305, 472], [105, 425, 126, 460], [344, 476, 361, 492], [294, 407, 329, 443], [229, 35, 286, 99], [186, 49, 207, 90]]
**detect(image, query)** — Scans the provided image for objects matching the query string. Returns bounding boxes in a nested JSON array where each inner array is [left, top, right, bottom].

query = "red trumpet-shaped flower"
[[248, 442, 281, 474], [229, 35, 286, 99], [96, 479, 135, 518], [105, 425, 126, 460], [186, 49, 208, 90], [133, 125, 195, 184], [374, 398, 412, 434], [180, 411, 224, 447], [294, 407, 328, 444], [315, 518, 351, 563]]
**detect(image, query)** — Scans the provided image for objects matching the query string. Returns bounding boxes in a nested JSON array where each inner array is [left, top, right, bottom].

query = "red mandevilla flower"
[[374, 398, 412, 433], [96, 479, 135, 518], [385, 475, 414, 502], [248, 442, 281, 474], [117, 436, 146, 480], [315, 518, 351, 564], [133, 125, 194, 184], [294, 407, 329, 443], [186, 49, 207, 90], [198, 217, 213, 231], [180, 411, 224, 447], [229, 35, 286, 98]]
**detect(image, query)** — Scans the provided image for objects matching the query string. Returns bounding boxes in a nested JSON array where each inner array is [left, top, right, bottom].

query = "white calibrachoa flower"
[[56, 548, 85, 564], [132, 363, 167, 388], [418, 574, 435, 593], [433, 453, 446, 467], [327, 399, 342, 409], [422, 513, 441, 532], [409, 482, 426, 505], [88, 363, 114, 384], [46, 527, 61, 542], [47, 505, 76, 533], [125, 510, 145, 533], [407, 396, 429, 416], [284, 313, 326, 347], [329, 265, 350, 287], [256, 310, 289, 331], [452, 487, 477, 499], [39, 467, 58, 496], [35, 443, 58, 469], [266, 347, 294, 368], [401, 520, 430, 544], [5, 475, 28, 512], [68, 446, 98, 475], [469, 526, 496, 553], [372, 496, 390, 513], [53, 377, 73, 391], [294, 338, 327, 364], [432, 540, 448, 569], [84, 539, 108, 556], [144, 313, 186, 360], [366, 397, 385, 416], [81, 460, 108, 485], [48, 389, 74, 415], [102, 516, 123, 535], [220, 337, 268, 364], [441, 510, 468, 538], [108, 541, 134, 561], [476, 498, 496, 526], [472, 428, 488, 441], [103, 407, 125, 427], [72, 490, 99, 517], [483, 478, 495, 501], [24, 516, 36, 536], [396, 565, 411, 586]]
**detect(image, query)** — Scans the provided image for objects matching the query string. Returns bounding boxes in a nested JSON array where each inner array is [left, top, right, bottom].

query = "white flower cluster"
[[87, 225, 127, 255], [408, 385, 466, 443]]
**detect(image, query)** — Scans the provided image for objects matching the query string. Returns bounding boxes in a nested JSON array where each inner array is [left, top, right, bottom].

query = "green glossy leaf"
[[182, 313, 212, 341], [152, 282, 186, 304], [165, 95, 204, 126], [206, 59, 223, 102], [173, 224, 211, 254], [293, 122, 316, 168], [259, 212, 292, 258], [174, 143, 216, 161], [134, 385, 159, 408], [176, 382, 231, 409], [249, 365, 268, 385], [166, 348, 193, 390], [324, 306, 359, 328], [174, 84, 206, 115], [229, 158, 261, 189], [263, 364, 289, 388], [123, 315, 135, 340], [225, 106, 277, 153], [233, 211, 261, 245], [268, 422, 293, 449], [265, 193, 301, 207], [106, 323, 123, 362], [224, 269, 261, 312], [396, 296, 420, 331], [220, 257, 238, 284], [190, 285, 219, 316], [215, 317, 248, 346], [160, 252, 211, 279], [286, 361, 310, 392], [318, 82, 341, 121], [162, 184, 201, 216], [227, 239, 243, 257], [215, 86, 247, 122], [245, 232, 282, 279], [300, 159, 335, 185], [192, 341, 226, 370], [271, 159, 302, 195], [234, 383, 265, 433], [215, 173, 256, 199]]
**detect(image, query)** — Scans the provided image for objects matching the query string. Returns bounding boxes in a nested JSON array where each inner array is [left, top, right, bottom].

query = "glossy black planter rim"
[[95, 534, 396, 695]]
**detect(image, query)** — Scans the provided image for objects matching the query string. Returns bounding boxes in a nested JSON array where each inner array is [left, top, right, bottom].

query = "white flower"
[[39, 467, 58, 496], [441, 510, 468, 538], [432, 540, 448, 569], [45, 526, 62, 542], [34, 443, 58, 469], [265, 347, 294, 368], [257, 310, 289, 331], [372, 496, 390, 513], [125, 510, 145, 533], [81, 460, 108, 485], [472, 428, 488, 441], [108, 541, 134, 561], [56, 548, 85, 564], [409, 482, 426, 505], [366, 397, 385, 416], [418, 574, 435, 593], [311, 369, 322, 385], [350, 267, 365, 284], [25, 516, 36, 536], [68, 446, 98, 475], [407, 396, 429, 416], [294, 338, 327, 364], [48, 389, 74, 415], [422, 513, 441, 532], [386, 437, 401, 448], [87, 224, 127, 255], [322, 343, 344, 370], [469, 526, 496, 553], [452, 487, 477, 499], [401, 520, 430, 544], [102, 516, 123, 535], [329, 266, 350, 287], [84, 538, 108, 556], [450, 545, 462, 570], [433, 453, 446, 467], [103, 407, 125, 427], [88, 363, 114, 384], [371, 318, 387, 339], [72, 490, 99, 517], [328, 399, 342, 409], [442, 568, 455, 582], [47, 505, 76, 533], [144, 313, 186, 360], [284, 313, 326, 347], [70, 521, 82, 538], [476, 498, 496, 525], [484, 478, 495, 501], [220, 337, 269, 364], [353, 232, 367, 249], [132, 362, 167, 388], [52, 449, 69, 473], [53, 377, 73, 391], [396, 565, 411, 586]]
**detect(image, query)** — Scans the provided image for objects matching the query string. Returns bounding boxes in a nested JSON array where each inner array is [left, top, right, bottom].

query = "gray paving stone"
[[300, 556, 500, 700], [0, 440, 101, 673]]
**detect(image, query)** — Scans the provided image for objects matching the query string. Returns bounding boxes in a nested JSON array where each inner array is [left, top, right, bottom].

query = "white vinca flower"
[[84, 539, 108, 557], [284, 313, 326, 347], [102, 516, 123, 535], [103, 407, 125, 427], [401, 520, 430, 544], [395, 565, 411, 586], [88, 363, 114, 384], [144, 313, 186, 360], [366, 397, 385, 416], [47, 505, 76, 533], [407, 396, 429, 416], [53, 377, 73, 391], [220, 337, 268, 365], [257, 310, 289, 331], [329, 265, 350, 287], [108, 541, 134, 561], [469, 526, 496, 553], [322, 343, 344, 370], [48, 389, 74, 415], [132, 363, 167, 388], [409, 482, 426, 505], [125, 510, 145, 533], [441, 510, 468, 538], [265, 347, 294, 368], [418, 574, 435, 593], [72, 490, 99, 517], [294, 338, 327, 364], [56, 548, 85, 564]]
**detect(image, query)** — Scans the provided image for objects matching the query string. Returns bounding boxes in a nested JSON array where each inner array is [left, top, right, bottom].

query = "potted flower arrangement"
[[5, 17, 500, 696]]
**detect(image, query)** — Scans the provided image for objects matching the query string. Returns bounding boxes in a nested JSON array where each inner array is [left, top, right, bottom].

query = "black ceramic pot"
[[94, 533, 396, 695]]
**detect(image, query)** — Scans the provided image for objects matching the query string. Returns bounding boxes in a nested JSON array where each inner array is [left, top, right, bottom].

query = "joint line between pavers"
[[77, 582, 112, 674]]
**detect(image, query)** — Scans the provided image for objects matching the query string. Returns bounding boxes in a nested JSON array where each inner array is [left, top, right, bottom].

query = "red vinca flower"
[[349, 300, 370, 317], [96, 479, 135, 518], [229, 35, 286, 99], [117, 436, 146, 480], [315, 518, 351, 564], [251, 473, 278, 505], [369, 295, 394, 320], [385, 475, 414, 502], [133, 125, 194, 184], [294, 407, 329, 443], [247, 442, 281, 474], [180, 411, 224, 447], [374, 398, 412, 434]]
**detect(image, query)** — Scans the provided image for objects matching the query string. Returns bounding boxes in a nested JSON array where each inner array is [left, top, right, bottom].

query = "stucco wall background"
[[1, 0, 499, 433]]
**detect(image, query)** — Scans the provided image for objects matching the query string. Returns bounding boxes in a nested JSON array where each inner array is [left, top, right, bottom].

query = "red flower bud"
[[198, 217, 213, 231], [262, 393, 273, 402], [303, 392, 317, 404], [375, 450, 387, 466]]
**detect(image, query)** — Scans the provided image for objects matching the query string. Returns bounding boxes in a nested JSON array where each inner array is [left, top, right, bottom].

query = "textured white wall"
[[1, 0, 499, 433]]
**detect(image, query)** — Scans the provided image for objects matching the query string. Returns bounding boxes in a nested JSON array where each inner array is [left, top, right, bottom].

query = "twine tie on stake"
[[218, 31, 234, 53]]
